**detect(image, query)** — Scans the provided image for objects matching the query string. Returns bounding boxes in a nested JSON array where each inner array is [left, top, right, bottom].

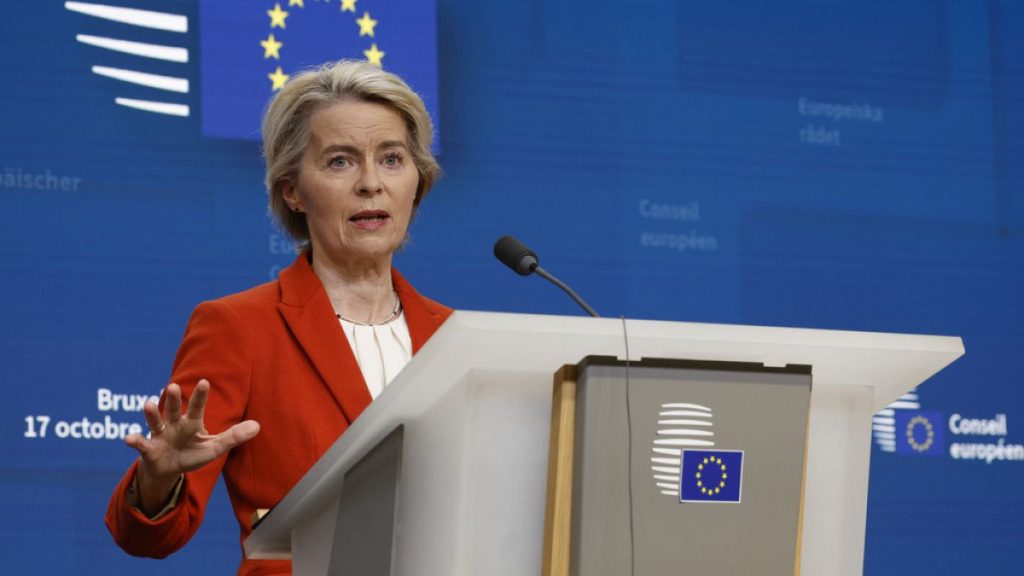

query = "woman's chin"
[[325, 240, 402, 264]]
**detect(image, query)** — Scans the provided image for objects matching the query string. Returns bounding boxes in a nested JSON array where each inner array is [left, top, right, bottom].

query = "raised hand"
[[124, 379, 260, 515]]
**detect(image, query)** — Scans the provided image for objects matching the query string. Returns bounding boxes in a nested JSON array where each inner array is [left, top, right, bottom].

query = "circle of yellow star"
[[260, 34, 283, 60], [356, 11, 378, 37], [364, 43, 385, 66], [695, 456, 727, 494], [906, 415, 935, 452], [267, 3, 289, 29], [268, 66, 290, 90], [341, 0, 357, 13]]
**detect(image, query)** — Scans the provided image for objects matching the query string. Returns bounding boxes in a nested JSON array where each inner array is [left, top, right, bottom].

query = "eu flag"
[[895, 410, 945, 456], [680, 450, 744, 503], [199, 0, 439, 141]]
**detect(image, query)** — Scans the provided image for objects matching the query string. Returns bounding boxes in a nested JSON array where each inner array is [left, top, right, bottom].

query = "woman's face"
[[282, 100, 419, 268]]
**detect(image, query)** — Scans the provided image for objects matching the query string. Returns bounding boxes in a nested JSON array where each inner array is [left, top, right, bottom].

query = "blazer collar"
[[275, 253, 447, 422]]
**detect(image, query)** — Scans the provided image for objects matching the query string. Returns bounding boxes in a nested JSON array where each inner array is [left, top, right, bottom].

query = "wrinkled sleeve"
[[105, 299, 252, 558]]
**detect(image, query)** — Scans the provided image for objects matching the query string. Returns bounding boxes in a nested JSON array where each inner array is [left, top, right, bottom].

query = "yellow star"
[[364, 43, 385, 66], [356, 11, 378, 37], [260, 34, 283, 60], [268, 66, 289, 91], [267, 3, 289, 29], [288, 0, 303, 6], [340, 0, 357, 12]]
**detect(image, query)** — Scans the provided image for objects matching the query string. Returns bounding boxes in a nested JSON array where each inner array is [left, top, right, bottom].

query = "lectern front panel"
[[570, 358, 811, 576]]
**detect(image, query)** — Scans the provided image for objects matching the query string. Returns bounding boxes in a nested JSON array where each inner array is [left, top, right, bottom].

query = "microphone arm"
[[532, 266, 600, 318]]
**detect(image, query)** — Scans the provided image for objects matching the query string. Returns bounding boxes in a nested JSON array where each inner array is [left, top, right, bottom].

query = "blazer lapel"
[[392, 268, 450, 354], [276, 255, 372, 424]]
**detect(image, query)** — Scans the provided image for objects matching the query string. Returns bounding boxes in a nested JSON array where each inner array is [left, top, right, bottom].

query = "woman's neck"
[[310, 251, 397, 325]]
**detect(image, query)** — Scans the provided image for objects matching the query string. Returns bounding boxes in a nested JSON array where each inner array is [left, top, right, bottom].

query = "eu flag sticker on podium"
[[680, 450, 744, 503], [199, 0, 439, 141]]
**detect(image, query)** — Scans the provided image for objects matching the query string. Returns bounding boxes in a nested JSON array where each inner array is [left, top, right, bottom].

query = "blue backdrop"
[[2, 0, 1022, 573]]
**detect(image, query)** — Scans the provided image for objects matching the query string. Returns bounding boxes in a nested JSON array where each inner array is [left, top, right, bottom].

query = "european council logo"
[[895, 410, 945, 456], [680, 449, 744, 503], [64, 0, 439, 141], [650, 402, 716, 498]]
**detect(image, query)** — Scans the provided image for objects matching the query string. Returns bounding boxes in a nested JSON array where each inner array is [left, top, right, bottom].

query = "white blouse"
[[338, 311, 413, 399]]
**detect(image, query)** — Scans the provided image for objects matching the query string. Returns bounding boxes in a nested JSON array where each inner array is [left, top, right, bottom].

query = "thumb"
[[234, 419, 261, 442], [218, 420, 261, 451]]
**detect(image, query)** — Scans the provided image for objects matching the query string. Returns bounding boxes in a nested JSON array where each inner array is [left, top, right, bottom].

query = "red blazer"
[[105, 254, 452, 575]]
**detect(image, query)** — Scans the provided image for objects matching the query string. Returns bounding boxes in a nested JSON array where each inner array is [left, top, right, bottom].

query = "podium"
[[244, 311, 964, 575]]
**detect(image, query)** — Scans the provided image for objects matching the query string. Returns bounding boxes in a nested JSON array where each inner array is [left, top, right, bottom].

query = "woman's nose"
[[357, 163, 383, 195]]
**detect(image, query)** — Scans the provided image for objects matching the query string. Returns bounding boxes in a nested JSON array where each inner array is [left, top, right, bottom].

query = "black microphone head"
[[494, 235, 539, 276]]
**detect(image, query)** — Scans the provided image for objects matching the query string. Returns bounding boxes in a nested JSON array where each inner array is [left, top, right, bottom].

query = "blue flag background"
[[200, 0, 439, 140], [4, 0, 1024, 573], [680, 450, 744, 503]]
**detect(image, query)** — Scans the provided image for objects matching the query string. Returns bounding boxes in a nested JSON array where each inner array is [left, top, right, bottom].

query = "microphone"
[[493, 236, 600, 318], [493, 235, 538, 276]]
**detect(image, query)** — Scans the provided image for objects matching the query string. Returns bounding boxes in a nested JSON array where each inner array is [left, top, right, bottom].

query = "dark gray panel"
[[572, 359, 811, 576]]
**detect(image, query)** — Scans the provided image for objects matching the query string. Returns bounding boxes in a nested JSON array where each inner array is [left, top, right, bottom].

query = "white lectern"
[[244, 311, 964, 575]]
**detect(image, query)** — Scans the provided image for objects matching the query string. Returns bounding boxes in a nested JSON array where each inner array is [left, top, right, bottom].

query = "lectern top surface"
[[450, 311, 963, 405]]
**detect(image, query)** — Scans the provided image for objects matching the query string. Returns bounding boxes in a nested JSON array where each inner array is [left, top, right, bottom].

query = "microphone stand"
[[532, 266, 600, 318]]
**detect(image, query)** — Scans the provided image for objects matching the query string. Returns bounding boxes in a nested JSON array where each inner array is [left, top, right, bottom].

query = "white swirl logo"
[[650, 403, 715, 497], [65, 2, 192, 117]]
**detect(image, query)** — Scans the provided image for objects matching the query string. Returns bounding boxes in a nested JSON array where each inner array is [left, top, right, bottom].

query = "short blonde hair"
[[262, 60, 440, 243]]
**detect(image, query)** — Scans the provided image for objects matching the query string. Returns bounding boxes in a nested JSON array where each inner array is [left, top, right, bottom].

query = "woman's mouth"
[[349, 210, 390, 229]]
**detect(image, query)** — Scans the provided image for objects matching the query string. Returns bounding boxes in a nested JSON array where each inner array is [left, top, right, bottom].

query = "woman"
[[105, 60, 452, 575]]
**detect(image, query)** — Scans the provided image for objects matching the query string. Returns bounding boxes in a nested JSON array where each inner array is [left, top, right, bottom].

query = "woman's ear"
[[281, 181, 303, 213]]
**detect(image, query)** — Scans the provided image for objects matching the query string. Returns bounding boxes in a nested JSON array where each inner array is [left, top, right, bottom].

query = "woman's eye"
[[383, 153, 402, 167], [329, 156, 349, 168]]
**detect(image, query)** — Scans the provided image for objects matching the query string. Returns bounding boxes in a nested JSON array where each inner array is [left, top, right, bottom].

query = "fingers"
[[124, 432, 149, 452], [125, 379, 254, 475], [165, 383, 183, 423], [142, 398, 163, 433], [186, 379, 210, 422], [129, 402, 160, 456]]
